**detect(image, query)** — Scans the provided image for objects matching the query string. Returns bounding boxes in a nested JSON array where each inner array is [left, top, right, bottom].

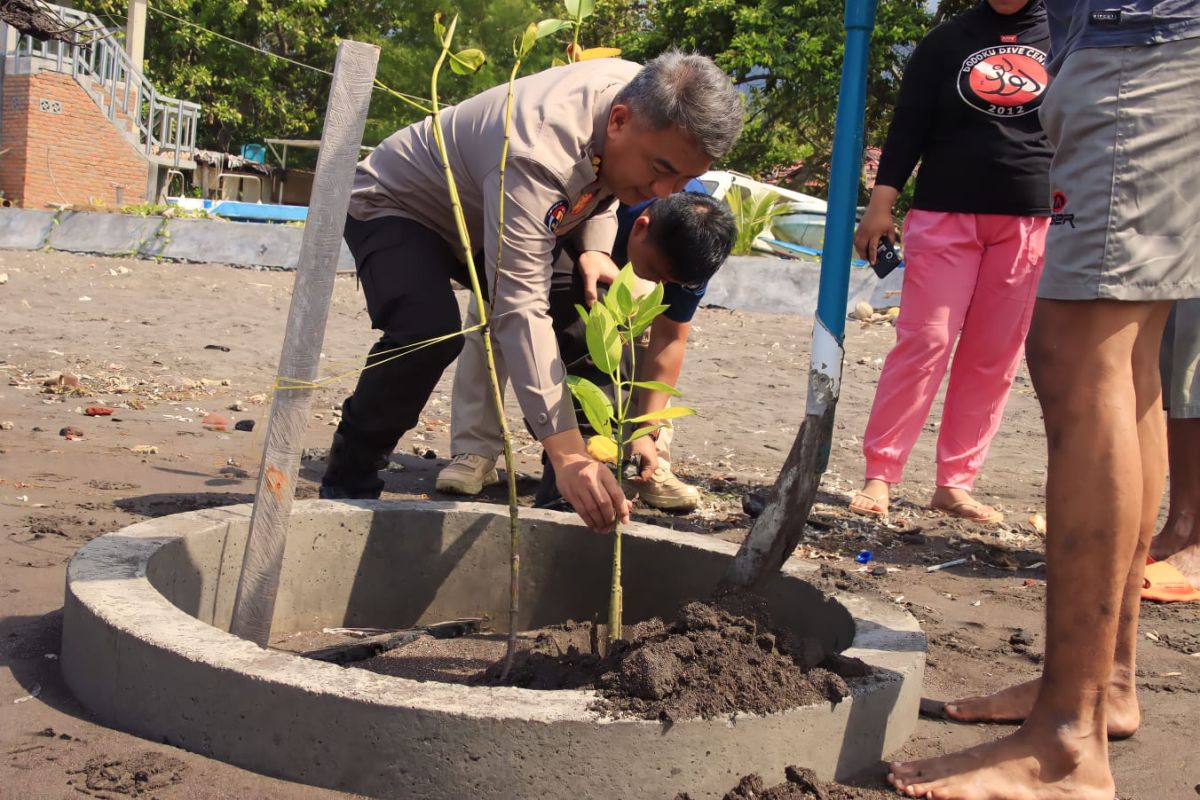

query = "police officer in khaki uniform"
[[439, 183, 729, 513], [322, 52, 743, 532]]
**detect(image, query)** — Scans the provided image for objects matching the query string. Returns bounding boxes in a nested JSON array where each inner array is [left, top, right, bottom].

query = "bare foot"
[[888, 724, 1114, 800], [1149, 511, 1196, 561], [1165, 544, 1200, 591], [930, 486, 1004, 524], [849, 478, 890, 517], [943, 678, 1140, 739]]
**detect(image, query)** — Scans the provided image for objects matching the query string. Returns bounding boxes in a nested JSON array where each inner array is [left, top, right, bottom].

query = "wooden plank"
[[229, 40, 380, 646]]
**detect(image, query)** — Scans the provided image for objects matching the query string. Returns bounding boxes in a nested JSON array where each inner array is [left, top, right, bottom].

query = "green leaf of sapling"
[[449, 48, 487, 75], [626, 406, 696, 424], [520, 23, 538, 56], [566, 375, 613, 439], [629, 380, 682, 397], [535, 19, 574, 39], [625, 425, 661, 444], [585, 303, 622, 373], [630, 303, 671, 338]]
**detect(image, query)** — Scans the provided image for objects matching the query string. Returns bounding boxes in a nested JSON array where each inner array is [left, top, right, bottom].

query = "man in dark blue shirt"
[[441, 183, 730, 513], [608, 178, 711, 325]]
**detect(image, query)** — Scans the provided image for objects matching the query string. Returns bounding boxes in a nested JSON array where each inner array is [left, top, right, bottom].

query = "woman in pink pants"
[[850, 0, 1053, 522]]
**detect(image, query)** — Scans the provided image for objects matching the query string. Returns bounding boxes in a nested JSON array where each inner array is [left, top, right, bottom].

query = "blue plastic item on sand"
[[855, 550, 874, 564]]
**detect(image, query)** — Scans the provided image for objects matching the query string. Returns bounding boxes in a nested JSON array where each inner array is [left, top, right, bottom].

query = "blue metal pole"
[[807, 0, 878, 420], [722, 0, 881, 589]]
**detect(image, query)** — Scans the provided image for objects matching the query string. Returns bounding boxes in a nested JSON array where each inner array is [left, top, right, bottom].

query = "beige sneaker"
[[436, 453, 500, 495], [633, 462, 701, 512]]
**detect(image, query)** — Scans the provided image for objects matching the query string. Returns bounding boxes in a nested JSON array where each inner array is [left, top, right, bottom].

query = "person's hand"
[[853, 206, 897, 264], [576, 250, 620, 308], [853, 186, 901, 263], [553, 451, 631, 532], [628, 433, 659, 480]]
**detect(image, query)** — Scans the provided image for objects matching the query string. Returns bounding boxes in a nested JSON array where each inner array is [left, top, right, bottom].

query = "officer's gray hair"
[[616, 50, 744, 160]]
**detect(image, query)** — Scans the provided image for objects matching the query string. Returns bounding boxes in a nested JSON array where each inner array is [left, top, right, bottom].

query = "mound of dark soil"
[[676, 766, 897, 800], [485, 593, 870, 722]]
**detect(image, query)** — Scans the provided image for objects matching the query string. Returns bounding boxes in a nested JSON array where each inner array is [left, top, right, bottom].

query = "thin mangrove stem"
[[608, 349, 625, 643], [429, 18, 523, 678], [492, 56, 525, 681], [490, 58, 522, 309]]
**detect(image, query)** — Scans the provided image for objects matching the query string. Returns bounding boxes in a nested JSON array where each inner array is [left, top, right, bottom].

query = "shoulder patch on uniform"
[[571, 191, 596, 216], [545, 199, 569, 231]]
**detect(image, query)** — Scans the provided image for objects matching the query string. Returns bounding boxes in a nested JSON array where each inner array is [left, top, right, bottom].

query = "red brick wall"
[[0, 72, 149, 208]]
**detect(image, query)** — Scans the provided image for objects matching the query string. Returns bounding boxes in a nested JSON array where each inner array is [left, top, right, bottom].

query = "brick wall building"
[[0, 71, 151, 208]]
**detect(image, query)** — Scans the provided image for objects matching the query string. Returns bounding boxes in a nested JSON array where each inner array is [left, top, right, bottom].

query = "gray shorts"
[[1038, 37, 1200, 301], [1162, 299, 1200, 418]]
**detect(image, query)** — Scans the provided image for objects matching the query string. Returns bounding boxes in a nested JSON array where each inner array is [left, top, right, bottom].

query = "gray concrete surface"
[[0, 209, 355, 271], [0, 209, 56, 249], [63, 500, 925, 800], [143, 216, 355, 271], [48, 211, 164, 256], [706, 255, 905, 317], [0, 210, 905, 315]]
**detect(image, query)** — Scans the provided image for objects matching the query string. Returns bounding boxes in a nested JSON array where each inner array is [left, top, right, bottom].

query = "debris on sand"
[[675, 765, 896, 800], [68, 751, 187, 795]]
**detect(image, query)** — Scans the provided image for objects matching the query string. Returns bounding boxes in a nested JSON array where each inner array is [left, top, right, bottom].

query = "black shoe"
[[318, 483, 385, 500], [319, 431, 388, 500]]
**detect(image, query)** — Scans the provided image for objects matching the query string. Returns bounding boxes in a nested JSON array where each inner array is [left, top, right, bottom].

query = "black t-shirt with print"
[[875, 0, 1053, 216]]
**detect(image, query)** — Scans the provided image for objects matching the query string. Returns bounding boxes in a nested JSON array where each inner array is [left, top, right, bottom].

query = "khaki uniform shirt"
[[348, 59, 640, 440]]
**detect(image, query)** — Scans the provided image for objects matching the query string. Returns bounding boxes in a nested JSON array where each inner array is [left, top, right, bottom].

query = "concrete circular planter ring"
[[62, 500, 925, 799]]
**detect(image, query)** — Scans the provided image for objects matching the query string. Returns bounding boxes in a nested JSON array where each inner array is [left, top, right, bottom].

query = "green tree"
[[74, 0, 571, 151], [595, 0, 932, 195]]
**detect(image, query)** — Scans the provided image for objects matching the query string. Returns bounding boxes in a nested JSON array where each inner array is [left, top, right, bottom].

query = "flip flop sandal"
[[850, 491, 888, 517], [1141, 560, 1200, 603], [931, 500, 1004, 524]]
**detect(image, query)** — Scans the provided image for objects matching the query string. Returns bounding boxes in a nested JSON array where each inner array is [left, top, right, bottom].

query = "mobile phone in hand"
[[873, 240, 901, 279]]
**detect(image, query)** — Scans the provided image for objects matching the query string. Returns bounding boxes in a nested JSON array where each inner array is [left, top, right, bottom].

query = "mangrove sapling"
[[486, 14, 575, 678], [567, 265, 696, 642], [400, 3, 618, 676], [427, 11, 575, 679]]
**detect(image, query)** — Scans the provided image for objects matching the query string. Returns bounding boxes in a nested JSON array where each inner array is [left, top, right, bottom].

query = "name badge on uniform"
[[545, 200, 568, 232], [1089, 9, 1121, 24]]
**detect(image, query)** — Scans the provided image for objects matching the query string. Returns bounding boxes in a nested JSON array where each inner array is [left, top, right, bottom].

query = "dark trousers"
[[324, 215, 484, 494]]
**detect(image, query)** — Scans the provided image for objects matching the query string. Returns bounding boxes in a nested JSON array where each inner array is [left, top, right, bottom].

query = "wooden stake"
[[229, 40, 379, 646]]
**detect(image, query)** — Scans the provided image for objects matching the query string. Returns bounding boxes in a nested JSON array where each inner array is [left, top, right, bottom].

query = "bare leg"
[[889, 298, 1170, 800], [946, 374, 1175, 736], [1150, 418, 1200, 588]]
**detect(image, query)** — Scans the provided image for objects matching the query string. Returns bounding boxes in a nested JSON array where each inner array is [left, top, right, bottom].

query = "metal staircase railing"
[[4, 4, 201, 166]]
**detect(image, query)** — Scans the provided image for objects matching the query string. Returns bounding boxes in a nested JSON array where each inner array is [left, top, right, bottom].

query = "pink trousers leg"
[[863, 211, 982, 485], [936, 215, 1048, 489]]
